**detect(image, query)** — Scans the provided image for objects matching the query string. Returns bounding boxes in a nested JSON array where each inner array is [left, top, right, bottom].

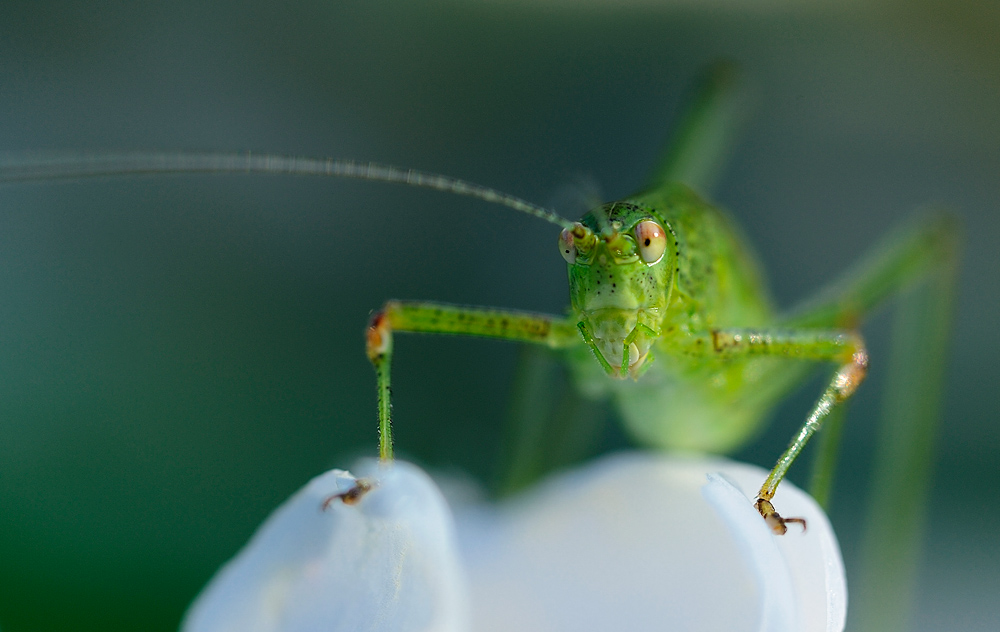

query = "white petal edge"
[[455, 453, 846, 632], [703, 464, 848, 632], [181, 460, 467, 632]]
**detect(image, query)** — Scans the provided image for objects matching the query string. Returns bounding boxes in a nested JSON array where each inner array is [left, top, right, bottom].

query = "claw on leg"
[[755, 498, 807, 535], [321, 479, 375, 510]]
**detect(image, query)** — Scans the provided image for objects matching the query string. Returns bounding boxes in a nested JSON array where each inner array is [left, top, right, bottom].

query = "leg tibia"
[[364, 300, 580, 462], [784, 210, 959, 329], [756, 345, 868, 506], [644, 62, 746, 196]]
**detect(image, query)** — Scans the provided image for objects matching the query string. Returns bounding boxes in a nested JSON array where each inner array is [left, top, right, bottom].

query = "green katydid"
[[0, 65, 957, 615]]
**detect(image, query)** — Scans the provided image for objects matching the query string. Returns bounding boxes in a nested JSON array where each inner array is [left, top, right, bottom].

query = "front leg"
[[700, 327, 869, 534], [365, 300, 581, 460]]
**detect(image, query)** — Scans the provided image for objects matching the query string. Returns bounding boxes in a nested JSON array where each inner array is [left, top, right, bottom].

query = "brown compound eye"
[[634, 220, 667, 264], [558, 227, 577, 263]]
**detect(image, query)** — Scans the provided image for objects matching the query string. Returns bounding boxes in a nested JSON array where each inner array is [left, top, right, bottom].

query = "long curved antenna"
[[0, 151, 575, 230]]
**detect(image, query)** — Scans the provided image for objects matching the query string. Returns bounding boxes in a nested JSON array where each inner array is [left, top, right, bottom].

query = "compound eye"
[[558, 228, 577, 263], [634, 220, 667, 264]]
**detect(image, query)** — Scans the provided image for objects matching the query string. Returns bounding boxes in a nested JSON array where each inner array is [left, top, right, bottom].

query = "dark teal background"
[[1, 2, 997, 630]]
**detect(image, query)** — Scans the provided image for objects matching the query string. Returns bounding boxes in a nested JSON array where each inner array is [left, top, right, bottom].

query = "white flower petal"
[[180, 453, 845, 632], [456, 453, 846, 632], [181, 460, 467, 632], [703, 464, 847, 632]]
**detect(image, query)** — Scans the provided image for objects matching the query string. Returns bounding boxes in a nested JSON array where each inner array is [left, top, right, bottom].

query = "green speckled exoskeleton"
[[362, 68, 957, 542], [0, 65, 958, 626]]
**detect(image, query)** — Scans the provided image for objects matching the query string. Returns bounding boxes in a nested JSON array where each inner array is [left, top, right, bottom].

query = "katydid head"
[[561, 202, 676, 379]]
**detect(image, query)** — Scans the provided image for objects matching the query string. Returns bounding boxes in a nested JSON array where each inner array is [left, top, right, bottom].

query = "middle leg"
[[692, 327, 869, 534], [365, 300, 582, 461]]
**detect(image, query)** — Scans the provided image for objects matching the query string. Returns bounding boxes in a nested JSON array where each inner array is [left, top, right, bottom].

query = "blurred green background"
[[1, 1, 997, 630]]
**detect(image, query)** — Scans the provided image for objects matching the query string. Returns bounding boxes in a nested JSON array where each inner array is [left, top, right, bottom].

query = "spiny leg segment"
[[365, 300, 580, 461]]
